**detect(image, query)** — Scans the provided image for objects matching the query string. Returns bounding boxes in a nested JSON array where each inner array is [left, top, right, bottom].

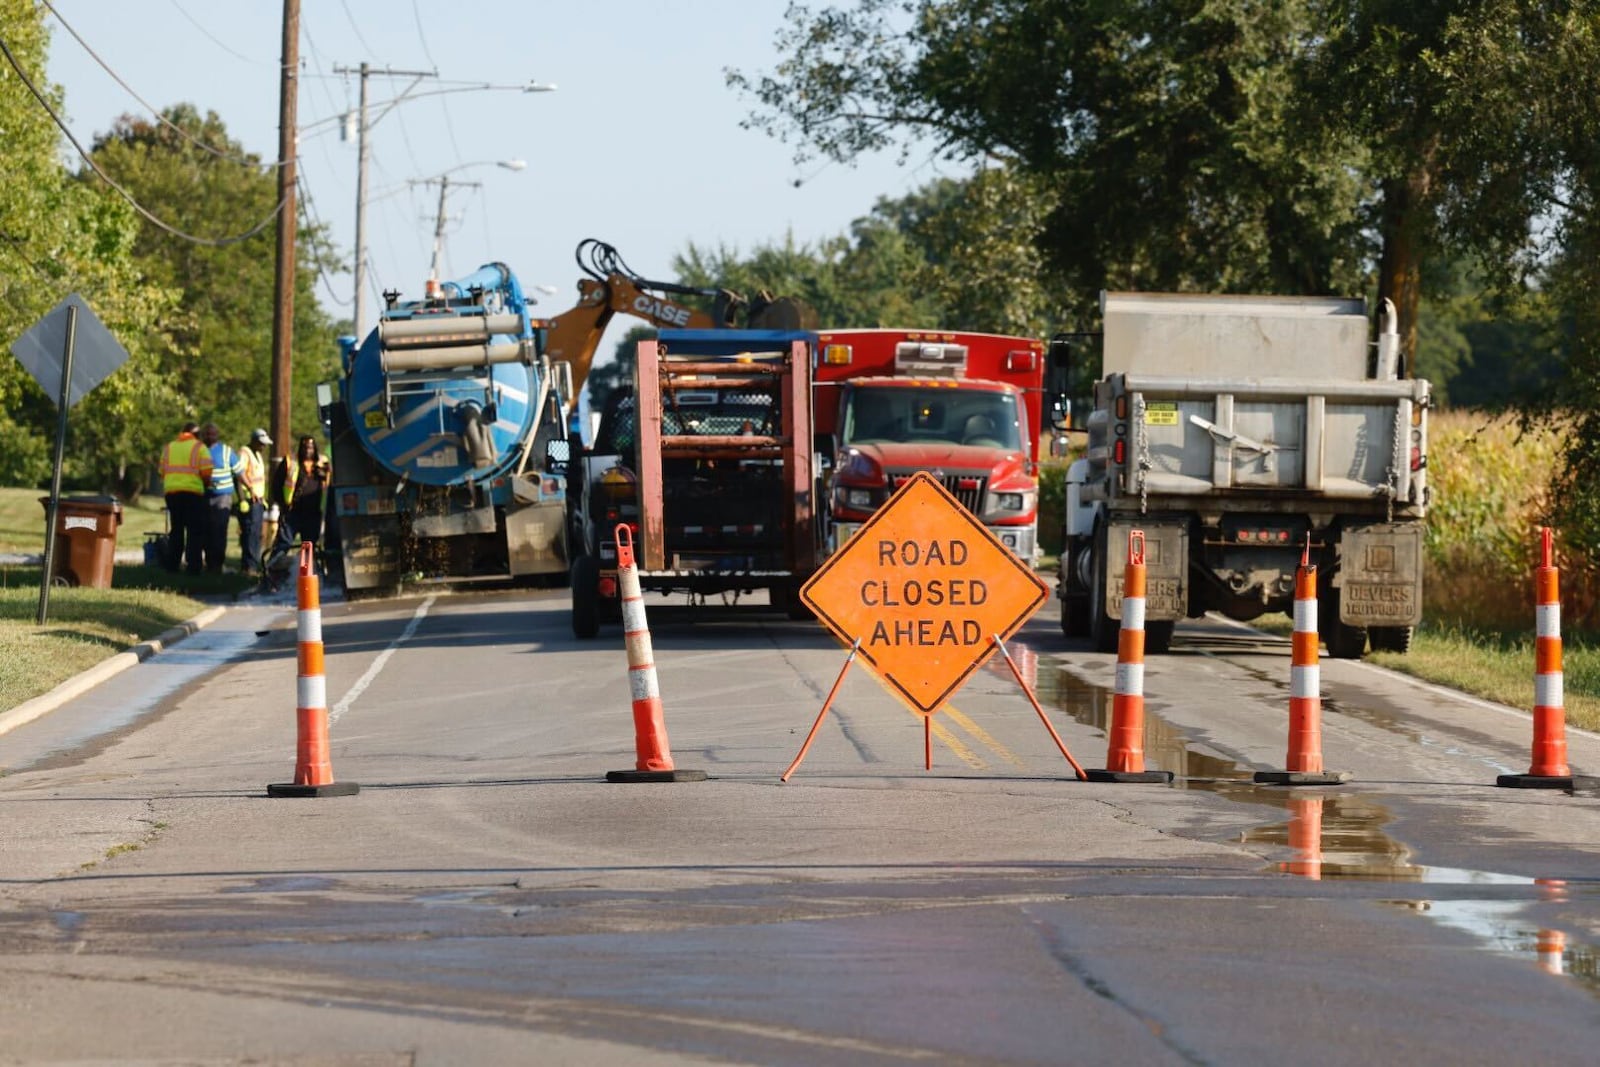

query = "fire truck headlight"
[[991, 490, 1032, 514], [844, 488, 875, 508]]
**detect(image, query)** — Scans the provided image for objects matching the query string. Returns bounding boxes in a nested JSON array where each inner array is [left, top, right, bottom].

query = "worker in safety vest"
[[158, 421, 213, 575], [237, 428, 271, 578], [200, 423, 245, 575]]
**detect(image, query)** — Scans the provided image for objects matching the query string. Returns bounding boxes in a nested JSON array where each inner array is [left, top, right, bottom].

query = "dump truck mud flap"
[[1104, 520, 1188, 621], [1336, 522, 1423, 628]]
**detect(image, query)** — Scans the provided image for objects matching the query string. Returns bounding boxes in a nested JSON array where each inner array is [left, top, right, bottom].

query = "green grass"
[[0, 486, 256, 711], [0, 486, 170, 554], [0, 575, 211, 710], [1368, 625, 1600, 732], [1249, 614, 1600, 733]]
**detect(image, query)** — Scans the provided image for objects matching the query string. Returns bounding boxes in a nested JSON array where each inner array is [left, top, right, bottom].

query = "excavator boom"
[[545, 274, 726, 392], [544, 239, 739, 393], [544, 239, 817, 393]]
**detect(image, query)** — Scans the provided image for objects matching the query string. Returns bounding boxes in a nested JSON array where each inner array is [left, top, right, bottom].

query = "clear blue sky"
[[43, 0, 952, 359]]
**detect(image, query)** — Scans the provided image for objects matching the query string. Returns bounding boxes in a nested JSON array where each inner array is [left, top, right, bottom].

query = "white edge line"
[[329, 596, 435, 725], [1205, 612, 1600, 743]]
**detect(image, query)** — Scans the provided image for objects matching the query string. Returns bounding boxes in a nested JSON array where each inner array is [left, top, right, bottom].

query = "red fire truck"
[[814, 329, 1047, 563]]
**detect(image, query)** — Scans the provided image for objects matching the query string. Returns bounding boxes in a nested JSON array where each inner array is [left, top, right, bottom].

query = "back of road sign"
[[801, 471, 1049, 713], [9, 293, 128, 408]]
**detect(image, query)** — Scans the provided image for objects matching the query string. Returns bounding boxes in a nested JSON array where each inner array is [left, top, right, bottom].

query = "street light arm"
[[303, 80, 557, 135]]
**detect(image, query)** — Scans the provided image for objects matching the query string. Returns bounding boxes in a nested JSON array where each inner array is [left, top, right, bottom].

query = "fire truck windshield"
[[842, 387, 1022, 450]]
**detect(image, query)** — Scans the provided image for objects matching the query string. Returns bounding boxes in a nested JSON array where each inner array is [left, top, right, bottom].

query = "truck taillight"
[[1113, 439, 1125, 464], [1115, 395, 1128, 420], [1410, 445, 1425, 471]]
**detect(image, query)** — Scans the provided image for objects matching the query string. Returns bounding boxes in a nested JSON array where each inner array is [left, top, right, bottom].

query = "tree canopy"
[[729, 0, 1600, 549], [0, 0, 178, 489], [0, 0, 342, 495]]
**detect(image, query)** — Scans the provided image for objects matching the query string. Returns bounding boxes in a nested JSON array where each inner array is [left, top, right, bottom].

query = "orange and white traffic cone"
[[1087, 530, 1173, 784], [1499, 528, 1596, 789], [269, 542, 358, 797], [1257, 543, 1350, 785], [606, 525, 706, 784]]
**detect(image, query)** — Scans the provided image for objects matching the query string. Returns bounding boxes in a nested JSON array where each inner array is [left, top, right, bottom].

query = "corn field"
[[1425, 411, 1598, 633]]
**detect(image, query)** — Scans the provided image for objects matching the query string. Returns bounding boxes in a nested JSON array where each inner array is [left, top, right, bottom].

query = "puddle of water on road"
[[1026, 650, 1244, 781], [222, 876, 337, 894], [1025, 649, 1600, 991], [50, 911, 85, 934], [1203, 648, 1520, 777]]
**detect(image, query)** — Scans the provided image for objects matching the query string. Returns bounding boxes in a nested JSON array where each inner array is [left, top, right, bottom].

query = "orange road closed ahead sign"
[[801, 471, 1049, 713]]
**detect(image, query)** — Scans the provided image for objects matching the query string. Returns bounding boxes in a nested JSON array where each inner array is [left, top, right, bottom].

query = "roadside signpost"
[[784, 472, 1084, 779], [9, 294, 131, 624]]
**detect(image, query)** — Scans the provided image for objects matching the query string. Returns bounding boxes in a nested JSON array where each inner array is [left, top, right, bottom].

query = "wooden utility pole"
[[268, 0, 300, 461]]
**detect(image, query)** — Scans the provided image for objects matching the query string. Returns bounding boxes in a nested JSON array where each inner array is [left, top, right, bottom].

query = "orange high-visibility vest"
[[159, 433, 213, 495]]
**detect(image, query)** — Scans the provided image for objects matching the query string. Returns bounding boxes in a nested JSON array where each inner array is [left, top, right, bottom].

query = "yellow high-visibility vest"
[[159, 434, 213, 495]]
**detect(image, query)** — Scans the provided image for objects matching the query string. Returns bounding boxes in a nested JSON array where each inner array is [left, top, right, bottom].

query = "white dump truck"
[[1053, 292, 1429, 657]]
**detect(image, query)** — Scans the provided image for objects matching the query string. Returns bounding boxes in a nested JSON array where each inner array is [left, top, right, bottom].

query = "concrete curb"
[[0, 604, 230, 739]]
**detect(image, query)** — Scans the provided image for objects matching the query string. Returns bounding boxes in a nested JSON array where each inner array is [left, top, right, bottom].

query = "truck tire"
[[1058, 548, 1090, 638], [773, 583, 814, 620], [571, 554, 601, 639], [1088, 524, 1119, 653], [1368, 625, 1414, 654], [1317, 582, 1367, 659], [1146, 620, 1175, 655]]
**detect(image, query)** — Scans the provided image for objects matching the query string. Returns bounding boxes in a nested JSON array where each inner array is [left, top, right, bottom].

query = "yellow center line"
[[897, 703, 986, 769], [897, 701, 1029, 771], [942, 704, 1031, 770]]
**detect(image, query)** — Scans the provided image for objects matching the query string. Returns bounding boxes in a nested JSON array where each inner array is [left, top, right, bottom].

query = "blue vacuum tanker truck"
[[321, 262, 574, 594]]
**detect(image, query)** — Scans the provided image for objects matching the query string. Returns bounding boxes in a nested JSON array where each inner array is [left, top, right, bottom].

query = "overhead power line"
[[0, 30, 284, 247], [168, 0, 261, 64], [42, 0, 285, 170]]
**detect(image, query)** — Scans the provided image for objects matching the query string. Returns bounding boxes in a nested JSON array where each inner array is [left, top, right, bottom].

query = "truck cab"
[[813, 330, 1046, 563]]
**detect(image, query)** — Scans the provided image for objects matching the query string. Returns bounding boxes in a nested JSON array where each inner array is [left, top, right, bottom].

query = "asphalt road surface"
[[2, 586, 1598, 1065]]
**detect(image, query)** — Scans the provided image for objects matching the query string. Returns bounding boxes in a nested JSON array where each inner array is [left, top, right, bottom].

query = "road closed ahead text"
[[801, 471, 1048, 713], [863, 539, 987, 647]]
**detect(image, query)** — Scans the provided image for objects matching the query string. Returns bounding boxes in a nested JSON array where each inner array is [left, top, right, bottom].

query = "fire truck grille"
[[888, 471, 987, 514]]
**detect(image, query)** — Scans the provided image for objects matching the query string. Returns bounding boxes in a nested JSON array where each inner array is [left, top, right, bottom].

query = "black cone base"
[[1497, 773, 1600, 790], [606, 769, 708, 783], [1254, 770, 1353, 786], [267, 781, 360, 797], [1084, 769, 1174, 784]]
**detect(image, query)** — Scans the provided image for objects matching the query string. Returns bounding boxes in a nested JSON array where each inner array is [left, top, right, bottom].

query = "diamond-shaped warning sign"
[[801, 471, 1049, 713]]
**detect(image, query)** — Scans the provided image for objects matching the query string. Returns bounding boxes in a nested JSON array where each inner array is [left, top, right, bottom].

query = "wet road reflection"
[[1028, 651, 1600, 995]]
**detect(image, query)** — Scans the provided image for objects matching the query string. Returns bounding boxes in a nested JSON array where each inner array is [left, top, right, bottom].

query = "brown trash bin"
[[39, 495, 123, 588]]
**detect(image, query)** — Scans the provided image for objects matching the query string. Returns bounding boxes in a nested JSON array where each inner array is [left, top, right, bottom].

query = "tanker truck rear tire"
[[571, 554, 601, 639]]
